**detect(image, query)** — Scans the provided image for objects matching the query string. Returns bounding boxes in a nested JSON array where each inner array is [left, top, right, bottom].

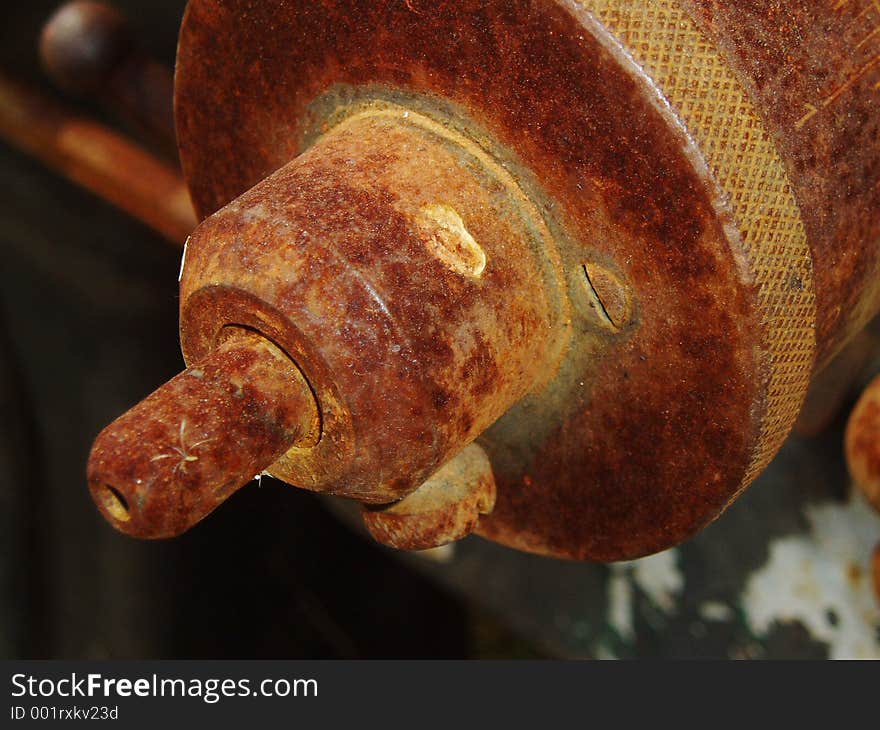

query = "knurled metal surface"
[[584, 0, 817, 487]]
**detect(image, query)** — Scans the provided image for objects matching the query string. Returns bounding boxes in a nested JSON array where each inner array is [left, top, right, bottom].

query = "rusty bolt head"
[[363, 443, 497, 551], [579, 262, 633, 332]]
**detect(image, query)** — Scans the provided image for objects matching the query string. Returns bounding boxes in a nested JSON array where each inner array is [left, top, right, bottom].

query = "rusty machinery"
[[2, 1, 879, 570]]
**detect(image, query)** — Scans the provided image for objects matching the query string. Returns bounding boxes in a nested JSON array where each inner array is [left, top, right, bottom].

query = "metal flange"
[[172, 0, 826, 560]]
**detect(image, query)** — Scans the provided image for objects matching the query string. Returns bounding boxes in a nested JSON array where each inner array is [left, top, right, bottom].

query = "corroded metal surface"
[[585, 0, 817, 491], [6, 0, 880, 661], [172, 0, 847, 560], [74, 0, 879, 559], [682, 0, 880, 368], [88, 329, 320, 537], [179, 109, 561, 504], [363, 443, 497, 551]]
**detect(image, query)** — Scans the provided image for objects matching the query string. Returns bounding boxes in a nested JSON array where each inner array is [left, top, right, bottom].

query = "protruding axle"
[[87, 330, 320, 538]]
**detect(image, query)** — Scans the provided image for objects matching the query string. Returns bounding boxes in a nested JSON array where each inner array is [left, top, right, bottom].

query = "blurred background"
[[1, 0, 878, 660]]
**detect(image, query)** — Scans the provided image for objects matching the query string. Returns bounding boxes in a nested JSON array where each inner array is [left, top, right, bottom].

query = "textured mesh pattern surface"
[[582, 0, 817, 488]]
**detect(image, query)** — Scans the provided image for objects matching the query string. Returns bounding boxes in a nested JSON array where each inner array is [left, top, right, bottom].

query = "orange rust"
[[179, 110, 561, 505], [579, 263, 632, 333], [175, 0, 769, 559], [683, 0, 880, 368], [88, 330, 319, 538], [363, 444, 497, 551], [72, 0, 879, 560]]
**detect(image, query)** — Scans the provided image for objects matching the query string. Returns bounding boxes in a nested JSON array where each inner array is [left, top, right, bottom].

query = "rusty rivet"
[[579, 262, 633, 332]]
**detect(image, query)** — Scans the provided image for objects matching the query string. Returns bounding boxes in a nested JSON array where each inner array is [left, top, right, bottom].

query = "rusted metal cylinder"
[[179, 110, 563, 506], [88, 330, 320, 538], [84, 0, 878, 560], [683, 1, 880, 369], [170, 0, 878, 560]]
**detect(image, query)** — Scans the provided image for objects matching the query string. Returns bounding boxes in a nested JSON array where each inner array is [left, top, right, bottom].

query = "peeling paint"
[[631, 549, 685, 613], [742, 489, 880, 659], [606, 548, 684, 649]]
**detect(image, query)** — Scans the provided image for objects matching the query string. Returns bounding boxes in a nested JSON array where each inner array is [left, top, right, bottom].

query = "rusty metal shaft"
[[87, 330, 320, 538]]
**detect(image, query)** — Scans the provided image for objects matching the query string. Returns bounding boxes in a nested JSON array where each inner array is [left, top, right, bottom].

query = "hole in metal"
[[100, 485, 131, 523]]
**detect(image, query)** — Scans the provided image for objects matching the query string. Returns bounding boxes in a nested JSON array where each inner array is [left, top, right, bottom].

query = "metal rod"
[[0, 73, 195, 244], [87, 330, 321, 539]]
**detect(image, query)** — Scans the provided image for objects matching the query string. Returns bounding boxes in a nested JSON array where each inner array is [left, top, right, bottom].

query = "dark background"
[[0, 0, 542, 660]]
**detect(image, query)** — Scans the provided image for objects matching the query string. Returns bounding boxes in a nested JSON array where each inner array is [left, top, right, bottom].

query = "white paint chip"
[[699, 601, 735, 623], [605, 548, 684, 650], [607, 570, 635, 642], [742, 490, 880, 659]]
